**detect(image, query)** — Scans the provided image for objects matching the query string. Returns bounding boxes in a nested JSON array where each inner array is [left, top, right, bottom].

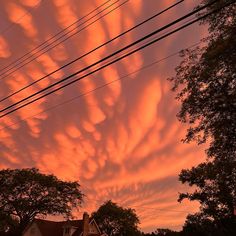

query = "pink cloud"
[[0, 0, 207, 232], [0, 36, 11, 58], [5, 2, 38, 38]]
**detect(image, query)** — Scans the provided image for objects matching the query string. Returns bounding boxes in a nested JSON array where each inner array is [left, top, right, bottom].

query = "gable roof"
[[24, 218, 102, 236], [36, 219, 68, 236]]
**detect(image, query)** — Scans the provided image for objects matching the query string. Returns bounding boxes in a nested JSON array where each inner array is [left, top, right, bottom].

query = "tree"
[[0, 168, 83, 235], [169, 0, 236, 161], [92, 200, 141, 236], [154, 229, 180, 236], [179, 158, 236, 235], [143, 228, 180, 236], [169, 0, 236, 235], [0, 212, 18, 234]]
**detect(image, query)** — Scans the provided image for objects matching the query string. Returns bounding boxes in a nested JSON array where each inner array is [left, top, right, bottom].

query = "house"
[[23, 212, 107, 236]]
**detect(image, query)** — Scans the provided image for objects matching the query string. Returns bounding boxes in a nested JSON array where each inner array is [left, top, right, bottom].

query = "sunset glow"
[[0, 0, 208, 232]]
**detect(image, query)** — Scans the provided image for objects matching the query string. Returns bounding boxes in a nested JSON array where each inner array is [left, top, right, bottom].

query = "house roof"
[[33, 219, 84, 236], [26, 218, 102, 236]]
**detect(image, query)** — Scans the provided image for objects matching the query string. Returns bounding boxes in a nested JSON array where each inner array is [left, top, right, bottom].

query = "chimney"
[[83, 212, 90, 236]]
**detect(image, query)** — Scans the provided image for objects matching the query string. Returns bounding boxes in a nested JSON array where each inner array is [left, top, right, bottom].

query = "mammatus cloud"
[[0, 0, 207, 232], [5, 1, 38, 38], [0, 36, 11, 58]]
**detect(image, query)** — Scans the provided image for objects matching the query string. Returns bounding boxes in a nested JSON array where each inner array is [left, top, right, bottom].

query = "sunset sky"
[[0, 0, 209, 233]]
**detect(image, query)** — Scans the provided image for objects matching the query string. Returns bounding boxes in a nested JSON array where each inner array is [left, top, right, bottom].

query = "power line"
[[117, 15, 196, 61], [0, 0, 126, 79], [0, 0, 227, 118], [0, 0, 223, 117], [0, 40, 202, 131], [0, 0, 215, 112], [0, 0, 184, 103], [0, 13, 212, 118], [0, 0, 124, 79], [0, 0, 113, 73]]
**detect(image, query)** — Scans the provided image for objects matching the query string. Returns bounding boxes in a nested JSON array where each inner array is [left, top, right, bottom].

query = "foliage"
[[179, 158, 236, 218], [143, 228, 180, 236], [181, 212, 236, 236], [169, 0, 236, 235], [0, 213, 18, 234], [179, 158, 236, 235], [92, 200, 141, 236], [154, 229, 180, 236], [169, 0, 236, 161], [0, 168, 83, 235]]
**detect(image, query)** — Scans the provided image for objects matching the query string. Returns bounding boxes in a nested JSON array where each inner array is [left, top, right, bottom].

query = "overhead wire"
[[0, 0, 229, 118], [0, 0, 127, 80], [112, 14, 197, 64], [0, 40, 206, 131], [0, 0, 233, 222], [0, 0, 217, 113], [0, 0, 184, 103]]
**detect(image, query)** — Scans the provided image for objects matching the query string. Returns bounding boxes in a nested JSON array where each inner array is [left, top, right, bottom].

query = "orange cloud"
[[5, 2, 38, 38], [52, 0, 78, 29], [0, 0, 207, 233], [20, 0, 42, 8], [0, 36, 11, 58]]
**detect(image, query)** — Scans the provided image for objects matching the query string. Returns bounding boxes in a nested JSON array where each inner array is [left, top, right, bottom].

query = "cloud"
[[52, 0, 78, 29], [0, 0, 206, 232], [20, 0, 42, 8], [5, 2, 38, 38], [0, 36, 11, 58]]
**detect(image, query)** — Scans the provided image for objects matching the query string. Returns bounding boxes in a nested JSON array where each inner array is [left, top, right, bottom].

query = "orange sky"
[[0, 0, 208, 233]]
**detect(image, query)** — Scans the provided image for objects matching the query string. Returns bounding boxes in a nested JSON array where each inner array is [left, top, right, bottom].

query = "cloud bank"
[[0, 0, 207, 232]]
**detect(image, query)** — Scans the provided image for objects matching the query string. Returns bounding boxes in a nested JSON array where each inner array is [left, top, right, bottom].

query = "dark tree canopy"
[[143, 228, 180, 236], [170, 0, 236, 161], [0, 213, 18, 234], [0, 168, 83, 235], [170, 0, 236, 235], [92, 200, 141, 236], [179, 158, 236, 235]]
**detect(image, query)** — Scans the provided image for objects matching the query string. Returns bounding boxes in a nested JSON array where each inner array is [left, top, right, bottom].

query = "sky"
[[0, 0, 209, 233]]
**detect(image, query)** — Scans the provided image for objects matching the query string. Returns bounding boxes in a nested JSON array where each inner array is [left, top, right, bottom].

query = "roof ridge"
[[35, 218, 83, 223]]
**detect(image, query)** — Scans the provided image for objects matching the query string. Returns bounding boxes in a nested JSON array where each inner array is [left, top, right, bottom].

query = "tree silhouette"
[[92, 200, 141, 236], [0, 168, 83, 235], [170, 0, 236, 235]]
